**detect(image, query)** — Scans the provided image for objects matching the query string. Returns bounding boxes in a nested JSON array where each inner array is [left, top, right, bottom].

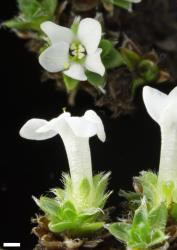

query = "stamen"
[[69, 42, 86, 61]]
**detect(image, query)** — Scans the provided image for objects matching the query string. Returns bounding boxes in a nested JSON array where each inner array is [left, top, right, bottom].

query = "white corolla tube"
[[20, 110, 106, 189], [143, 86, 177, 185]]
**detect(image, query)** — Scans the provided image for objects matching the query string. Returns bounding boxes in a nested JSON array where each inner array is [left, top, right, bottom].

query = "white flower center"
[[69, 42, 86, 60]]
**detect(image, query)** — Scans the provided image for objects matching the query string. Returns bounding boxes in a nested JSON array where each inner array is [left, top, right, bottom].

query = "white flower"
[[143, 86, 177, 185], [39, 18, 105, 81], [19, 110, 106, 189]]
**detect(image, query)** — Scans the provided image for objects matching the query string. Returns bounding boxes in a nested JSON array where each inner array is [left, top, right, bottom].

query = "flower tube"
[[143, 86, 177, 185], [20, 110, 105, 190]]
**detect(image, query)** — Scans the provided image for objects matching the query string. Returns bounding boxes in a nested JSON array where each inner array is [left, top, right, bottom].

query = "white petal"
[[160, 87, 177, 128], [64, 63, 87, 81], [84, 110, 106, 142], [168, 86, 177, 101], [85, 49, 105, 76], [39, 43, 69, 73], [19, 119, 57, 140], [143, 86, 168, 124], [65, 117, 97, 138], [77, 18, 102, 55], [37, 112, 71, 133], [41, 21, 74, 44]]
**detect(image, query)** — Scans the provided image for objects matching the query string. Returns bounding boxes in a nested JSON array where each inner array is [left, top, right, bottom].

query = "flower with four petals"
[[39, 18, 105, 81]]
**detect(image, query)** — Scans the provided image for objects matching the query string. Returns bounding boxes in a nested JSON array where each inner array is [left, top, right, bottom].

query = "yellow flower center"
[[69, 42, 86, 60]]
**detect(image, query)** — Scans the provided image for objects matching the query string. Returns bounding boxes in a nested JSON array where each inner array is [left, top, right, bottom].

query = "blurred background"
[[0, 1, 176, 249]]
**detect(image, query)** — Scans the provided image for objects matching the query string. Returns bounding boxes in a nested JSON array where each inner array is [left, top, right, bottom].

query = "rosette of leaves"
[[121, 171, 177, 221], [34, 172, 111, 236], [108, 198, 168, 250], [109, 171, 177, 249], [3, 0, 58, 32]]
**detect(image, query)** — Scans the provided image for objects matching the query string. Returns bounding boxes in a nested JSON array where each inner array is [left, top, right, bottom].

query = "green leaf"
[[4, 0, 58, 31], [99, 39, 113, 58], [18, 0, 57, 17], [18, 0, 41, 18], [120, 48, 141, 71], [94, 172, 110, 194], [63, 74, 79, 92], [104, 48, 124, 69], [134, 171, 159, 207], [100, 39, 123, 69], [119, 189, 142, 203], [138, 59, 159, 83], [108, 222, 131, 242], [148, 230, 167, 248], [129, 224, 150, 248], [49, 221, 104, 234], [170, 203, 177, 221], [41, 0, 58, 16], [49, 221, 77, 233], [85, 70, 106, 88], [3, 18, 31, 30], [131, 77, 145, 96], [63, 208, 77, 221], [80, 222, 104, 233], [55, 188, 65, 201], [62, 201, 76, 212], [160, 181, 175, 206], [93, 172, 111, 208], [39, 197, 60, 218], [111, 0, 131, 10], [132, 199, 148, 227], [139, 171, 158, 186], [80, 178, 91, 198], [148, 203, 168, 230], [172, 188, 177, 203]]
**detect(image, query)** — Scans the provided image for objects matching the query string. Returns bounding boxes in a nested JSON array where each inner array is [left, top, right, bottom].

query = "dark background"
[[0, 1, 168, 249]]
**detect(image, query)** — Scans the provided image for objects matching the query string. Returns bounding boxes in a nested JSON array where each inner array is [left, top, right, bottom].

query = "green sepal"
[[71, 17, 80, 34], [63, 74, 79, 92], [100, 39, 124, 69], [85, 70, 106, 89]]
